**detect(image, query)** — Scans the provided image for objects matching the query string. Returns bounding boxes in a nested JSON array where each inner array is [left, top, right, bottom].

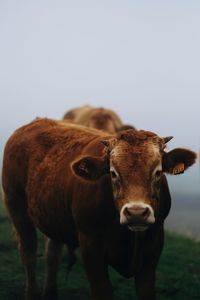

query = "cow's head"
[[72, 130, 196, 231]]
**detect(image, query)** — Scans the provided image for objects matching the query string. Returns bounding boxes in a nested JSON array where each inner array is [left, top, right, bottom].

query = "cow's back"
[[63, 105, 123, 133]]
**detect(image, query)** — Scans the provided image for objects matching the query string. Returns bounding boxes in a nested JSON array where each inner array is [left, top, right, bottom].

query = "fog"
[[0, 0, 200, 199]]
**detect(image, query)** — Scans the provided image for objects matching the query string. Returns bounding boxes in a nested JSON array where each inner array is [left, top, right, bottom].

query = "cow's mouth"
[[127, 224, 148, 232]]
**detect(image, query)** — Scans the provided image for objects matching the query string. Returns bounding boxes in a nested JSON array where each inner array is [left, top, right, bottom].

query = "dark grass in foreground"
[[0, 200, 200, 300]]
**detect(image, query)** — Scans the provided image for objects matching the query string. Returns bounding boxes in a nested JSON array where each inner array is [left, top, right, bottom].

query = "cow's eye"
[[155, 170, 162, 178], [110, 168, 118, 180]]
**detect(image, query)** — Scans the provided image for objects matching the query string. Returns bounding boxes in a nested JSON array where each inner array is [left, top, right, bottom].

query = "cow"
[[63, 105, 135, 133], [63, 105, 135, 265], [2, 118, 196, 300]]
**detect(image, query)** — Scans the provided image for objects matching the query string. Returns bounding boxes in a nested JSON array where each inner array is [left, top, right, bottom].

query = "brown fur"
[[2, 118, 196, 300], [63, 105, 135, 133]]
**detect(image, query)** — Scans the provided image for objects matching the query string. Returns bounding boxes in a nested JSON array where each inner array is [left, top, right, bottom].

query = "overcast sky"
[[0, 0, 200, 196]]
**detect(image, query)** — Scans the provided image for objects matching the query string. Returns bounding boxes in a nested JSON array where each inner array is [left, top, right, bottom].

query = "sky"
[[0, 0, 200, 196]]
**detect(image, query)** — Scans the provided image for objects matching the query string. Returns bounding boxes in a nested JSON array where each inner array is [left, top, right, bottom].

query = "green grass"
[[0, 199, 200, 300]]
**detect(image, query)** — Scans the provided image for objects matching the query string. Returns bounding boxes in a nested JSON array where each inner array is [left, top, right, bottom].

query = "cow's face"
[[107, 131, 164, 231], [72, 129, 196, 231]]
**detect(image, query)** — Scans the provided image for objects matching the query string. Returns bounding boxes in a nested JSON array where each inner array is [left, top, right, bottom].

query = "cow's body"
[[2, 118, 196, 300], [63, 105, 134, 133]]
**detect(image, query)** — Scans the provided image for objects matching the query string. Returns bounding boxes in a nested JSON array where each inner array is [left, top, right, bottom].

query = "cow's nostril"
[[124, 207, 132, 217], [142, 207, 149, 218]]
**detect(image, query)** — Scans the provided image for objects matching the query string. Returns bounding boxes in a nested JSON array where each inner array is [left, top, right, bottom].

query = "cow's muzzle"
[[120, 203, 155, 231]]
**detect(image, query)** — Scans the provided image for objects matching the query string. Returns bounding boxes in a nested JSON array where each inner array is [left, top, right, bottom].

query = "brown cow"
[[63, 105, 134, 265], [2, 118, 196, 300], [63, 105, 135, 133]]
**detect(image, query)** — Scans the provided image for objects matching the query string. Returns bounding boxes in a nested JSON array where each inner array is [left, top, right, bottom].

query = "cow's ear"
[[163, 148, 197, 175], [71, 156, 109, 181]]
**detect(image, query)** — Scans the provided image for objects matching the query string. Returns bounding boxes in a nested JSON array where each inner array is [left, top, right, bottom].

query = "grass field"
[[0, 199, 200, 300]]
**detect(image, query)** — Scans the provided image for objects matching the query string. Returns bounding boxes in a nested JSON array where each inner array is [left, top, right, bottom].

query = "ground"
[[0, 199, 200, 300]]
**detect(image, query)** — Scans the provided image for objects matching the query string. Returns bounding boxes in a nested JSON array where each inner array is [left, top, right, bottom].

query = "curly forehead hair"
[[117, 129, 163, 145]]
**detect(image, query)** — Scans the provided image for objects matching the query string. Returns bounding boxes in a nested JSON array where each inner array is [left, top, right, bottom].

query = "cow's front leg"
[[135, 266, 156, 300], [43, 238, 63, 300], [79, 233, 114, 300]]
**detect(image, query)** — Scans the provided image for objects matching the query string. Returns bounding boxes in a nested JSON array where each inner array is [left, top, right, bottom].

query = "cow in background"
[[63, 105, 135, 133], [2, 118, 196, 300]]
